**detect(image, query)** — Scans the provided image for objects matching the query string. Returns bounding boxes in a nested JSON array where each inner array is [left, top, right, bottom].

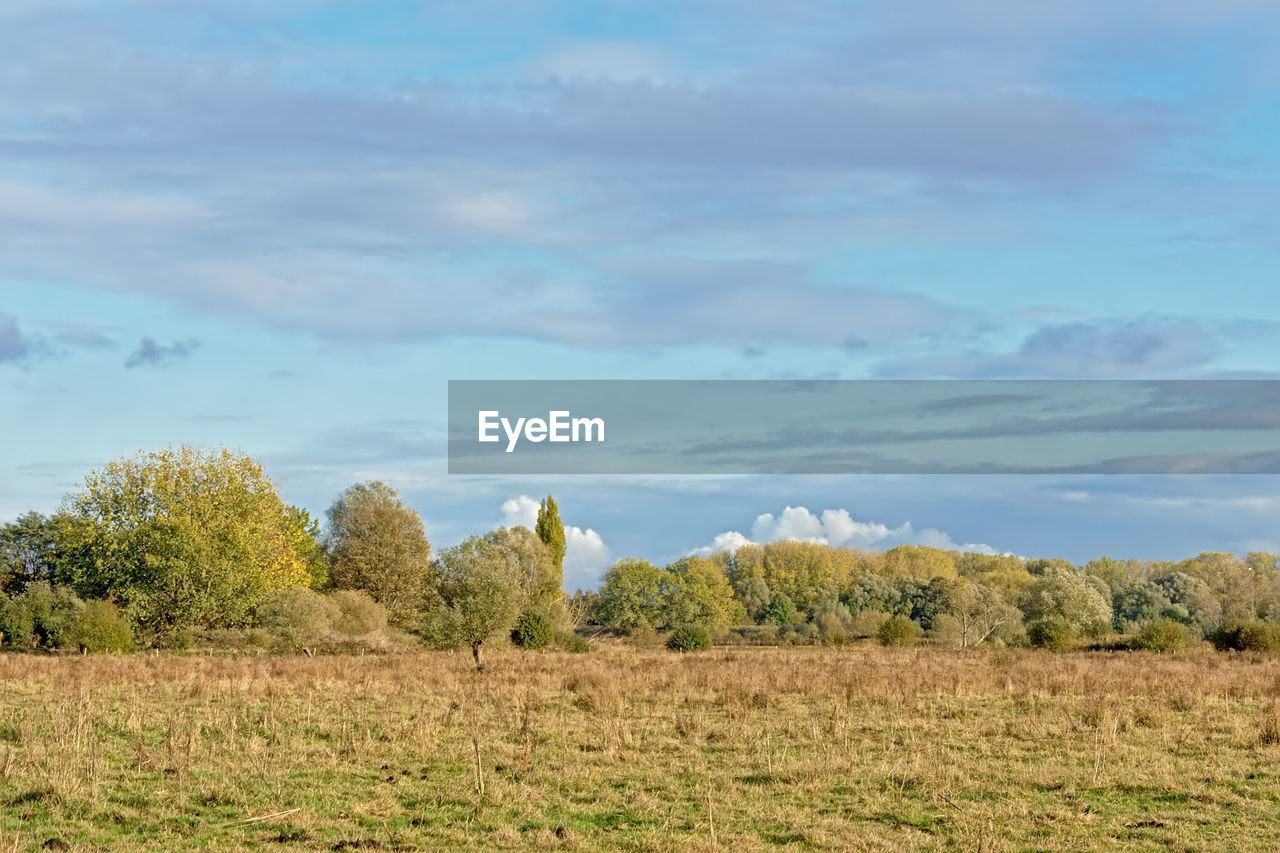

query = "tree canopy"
[[60, 445, 317, 631]]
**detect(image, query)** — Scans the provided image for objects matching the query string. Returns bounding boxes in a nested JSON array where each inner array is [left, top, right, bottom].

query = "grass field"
[[2, 644, 1280, 851]]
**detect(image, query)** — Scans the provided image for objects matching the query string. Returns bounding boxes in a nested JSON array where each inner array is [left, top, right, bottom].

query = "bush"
[[553, 631, 591, 653], [326, 589, 387, 637], [0, 582, 83, 650], [1028, 617, 1075, 651], [511, 609, 554, 649], [159, 628, 194, 651], [877, 615, 919, 647], [1212, 619, 1280, 652], [666, 624, 712, 652], [1129, 618, 1190, 652], [764, 593, 797, 628], [70, 600, 134, 653], [256, 586, 333, 649], [850, 609, 890, 639]]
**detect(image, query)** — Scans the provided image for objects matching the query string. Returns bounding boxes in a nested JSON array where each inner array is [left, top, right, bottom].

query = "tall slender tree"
[[535, 495, 566, 575]]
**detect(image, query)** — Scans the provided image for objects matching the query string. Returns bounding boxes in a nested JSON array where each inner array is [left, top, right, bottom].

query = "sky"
[[5, 1, 1280, 591]]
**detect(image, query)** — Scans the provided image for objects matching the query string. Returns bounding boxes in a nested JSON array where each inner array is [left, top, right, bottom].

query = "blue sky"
[[5, 1, 1280, 590]]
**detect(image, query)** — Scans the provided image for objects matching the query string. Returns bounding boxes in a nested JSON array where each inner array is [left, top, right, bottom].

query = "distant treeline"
[[572, 541, 1280, 651], [4, 445, 1279, 656]]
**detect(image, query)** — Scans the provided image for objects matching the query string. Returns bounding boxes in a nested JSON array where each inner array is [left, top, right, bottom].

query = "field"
[[2, 645, 1280, 851]]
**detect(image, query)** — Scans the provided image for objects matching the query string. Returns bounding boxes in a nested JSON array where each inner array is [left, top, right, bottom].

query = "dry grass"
[[2, 644, 1280, 850]]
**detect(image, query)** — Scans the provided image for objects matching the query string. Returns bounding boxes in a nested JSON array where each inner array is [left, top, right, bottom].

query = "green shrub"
[[0, 583, 83, 650], [0, 595, 34, 649], [511, 609, 554, 649], [666, 624, 712, 652], [1028, 617, 1075, 651], [256, 586, 333, 649], [326, 589, 387, 637], [1212, 619, 1280, 652], [1130, 618, 1190, 652], [553, 631, 590, 653], [159, 628, 195, 651], [70, 600, 134, 653], [764, 593, 797, 628], [877, 615, 919, 647]]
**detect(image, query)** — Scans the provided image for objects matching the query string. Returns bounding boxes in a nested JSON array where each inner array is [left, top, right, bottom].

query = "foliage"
[[0, 511, 62, 594], [257, 586, 333, 649], [1022, 565, 1112, 637], [325, 481, 432, 626], [424, 536, 524, 667], [326, 589, 387, 637], [661, 556, 744, 636], [70, 600, 135, 653], [1129, 618, 1191, 652], [535, 495, 567, 572], [553, 631, 591, 653], [486, 526, 561, 620], [734, 575, 772, 624], [666, 624, 712, 652], [596, 558, 666, 633], [877, 615, 919, 647], [511, 609, 554, 649], [61, 446, 316, 632], [0, 581, 84, 649], [1211, 619, 1280, 653], [1027, 617, 1076, 651], [764, 591, 797, 628]]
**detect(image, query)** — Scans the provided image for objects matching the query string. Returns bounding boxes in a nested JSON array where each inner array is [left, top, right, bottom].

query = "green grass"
[[2, 645, 1280, 850]]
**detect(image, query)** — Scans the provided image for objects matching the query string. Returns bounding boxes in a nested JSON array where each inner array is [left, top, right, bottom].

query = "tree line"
[[5, 444, 1280, 658], [0, 446, 569, 664], [575, 539, 1280, 652]]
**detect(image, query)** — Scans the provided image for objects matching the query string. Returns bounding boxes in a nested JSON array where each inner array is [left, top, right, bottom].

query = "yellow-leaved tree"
[[60, 445, 317, 632]]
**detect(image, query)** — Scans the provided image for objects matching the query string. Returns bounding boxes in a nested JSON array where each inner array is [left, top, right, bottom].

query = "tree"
[[0, 512, 61, 594], [425, 536, 523, 668], [326, 481, 432, 627], [535, 496, 566, 573], [61, 446, 317, 633], [660, 556, 745, 636], [1022, 565, 1112, 637], [596, 558, 665, 633], [485, 525, 561, 618]]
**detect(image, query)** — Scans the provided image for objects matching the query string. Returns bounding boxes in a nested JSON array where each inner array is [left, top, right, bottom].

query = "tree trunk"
[[472, 640, 483, 669]]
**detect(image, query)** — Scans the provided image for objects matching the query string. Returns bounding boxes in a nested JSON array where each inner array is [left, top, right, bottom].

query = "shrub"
[[1129, 618, 1190, 652], [0, 595, 34, 649], [666, 624, 712, 652], [256, 586, 333, 649], [1028, 617, 1075, 651], [877, 615, 919, 647], [1212, 619, 1280, 652], [70, 600, 134, 653], [764, 593, 797, 628], [0, 582, 83, 650], [511, 609, 554, 649], [553, 631, 590, 653], [850, 609, 890, 639], [326, 589, 387, 637], [159, 628, 194, 651]]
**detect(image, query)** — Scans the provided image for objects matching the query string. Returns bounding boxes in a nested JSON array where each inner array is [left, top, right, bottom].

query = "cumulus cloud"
[[693, 505, 996, 555], [124, 337, 199, 369], [500, 495, 612, 591]]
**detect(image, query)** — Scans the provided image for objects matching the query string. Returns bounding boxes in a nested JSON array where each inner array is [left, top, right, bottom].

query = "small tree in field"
[[425, 536, 523, 668], [326, 481, 432, 627]]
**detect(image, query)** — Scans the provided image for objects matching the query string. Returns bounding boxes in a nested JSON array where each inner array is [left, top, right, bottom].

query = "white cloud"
[[500, 495, 612, 591], [695, 504, 996, 555]]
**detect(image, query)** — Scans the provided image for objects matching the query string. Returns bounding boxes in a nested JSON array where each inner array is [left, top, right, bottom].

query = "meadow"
[[2, 644, 1280, 851]]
